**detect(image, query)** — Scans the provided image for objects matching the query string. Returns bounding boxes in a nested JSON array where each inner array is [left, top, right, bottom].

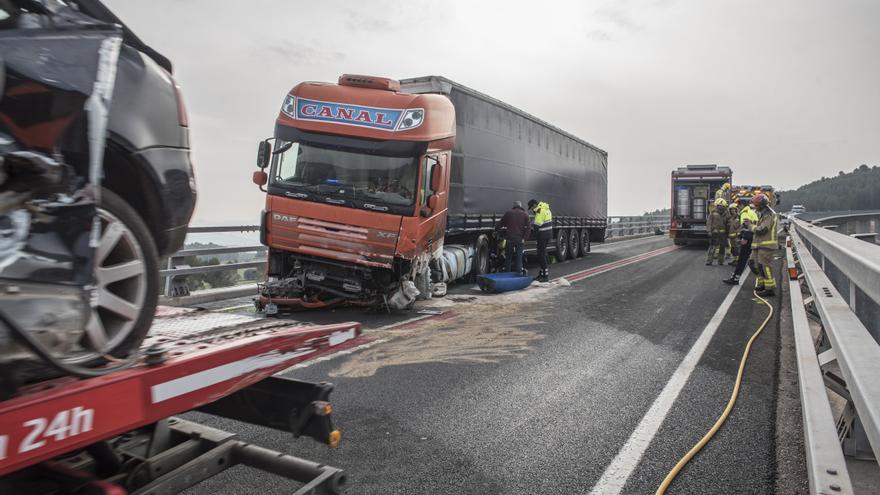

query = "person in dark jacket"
[[496, 201, 531, 274], [723, 217, 754, 285]]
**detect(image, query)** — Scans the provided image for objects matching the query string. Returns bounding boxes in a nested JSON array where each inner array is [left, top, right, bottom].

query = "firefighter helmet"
[[751, 193, 769, 208], [722, 183, 731, 190], [714, 198, 728, 207]]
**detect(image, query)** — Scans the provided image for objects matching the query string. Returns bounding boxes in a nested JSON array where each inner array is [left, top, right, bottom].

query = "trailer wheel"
[[568, 230, 579, 259], [473, 234, 490, 279], [580, 229, 591, 255], [554, 230, 568, 262]]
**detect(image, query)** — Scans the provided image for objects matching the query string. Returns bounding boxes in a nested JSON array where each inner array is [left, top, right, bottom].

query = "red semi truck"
[[669, 164, 733, 245], [253, 75, 608, 310]]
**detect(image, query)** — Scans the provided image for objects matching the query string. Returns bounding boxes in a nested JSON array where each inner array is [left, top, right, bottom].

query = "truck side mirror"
[[428, 194, 439, 210], [430, 161, 445, 191], [256, 140, 271, 169]]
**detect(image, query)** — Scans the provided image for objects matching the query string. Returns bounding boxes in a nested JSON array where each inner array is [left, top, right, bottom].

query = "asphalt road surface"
[[184, 235, 793, 494]]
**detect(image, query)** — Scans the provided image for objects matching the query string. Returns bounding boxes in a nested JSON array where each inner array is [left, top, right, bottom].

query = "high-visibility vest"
[[534, 202, 553, 231], [752, 208, 778, 249], [739, 206, 758, 226]]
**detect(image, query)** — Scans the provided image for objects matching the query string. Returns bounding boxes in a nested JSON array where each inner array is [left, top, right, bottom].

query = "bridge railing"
[[787, 215, 880, 493], [605, 215, 669, 239], [160, 225, 265, 306], [161, 216, 669, 305]]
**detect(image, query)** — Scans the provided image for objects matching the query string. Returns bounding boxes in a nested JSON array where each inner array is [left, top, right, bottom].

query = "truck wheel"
[[554, 230, 568, 262], [472, 234, 490, 279], [67, 189, 159, 364], [569, 230, 579, 259], [580, 229, 591, 255]]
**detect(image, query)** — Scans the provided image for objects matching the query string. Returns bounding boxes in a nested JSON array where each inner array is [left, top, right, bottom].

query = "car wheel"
[[569, 229, 579, 259], [67, 189, 159, 364], [554, 230, 568, 262], [580, 229, 591, 255]]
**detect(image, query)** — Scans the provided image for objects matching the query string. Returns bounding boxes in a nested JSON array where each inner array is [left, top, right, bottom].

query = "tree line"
[[777, 164, 880, 212]]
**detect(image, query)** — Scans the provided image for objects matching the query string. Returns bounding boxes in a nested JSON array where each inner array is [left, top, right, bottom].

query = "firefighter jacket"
[[727, 211, 741, 237], [707, 207, 729, 234], [739, 205, 759, 226], [752, 207, 778, 250], [533, 202, 553, 232]]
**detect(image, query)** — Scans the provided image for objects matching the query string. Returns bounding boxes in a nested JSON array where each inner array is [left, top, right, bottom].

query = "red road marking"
[[563, 245, 680, 283]]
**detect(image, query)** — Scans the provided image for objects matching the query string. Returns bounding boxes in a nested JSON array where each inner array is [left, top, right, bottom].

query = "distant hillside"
[[777, 164, 880, 212]]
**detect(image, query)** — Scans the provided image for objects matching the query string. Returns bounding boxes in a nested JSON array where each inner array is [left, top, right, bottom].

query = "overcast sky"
[[106, 0, 879, 224]]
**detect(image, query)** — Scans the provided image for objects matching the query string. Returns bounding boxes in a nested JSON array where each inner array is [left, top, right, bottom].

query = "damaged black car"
[[0, 0, 195, 384]]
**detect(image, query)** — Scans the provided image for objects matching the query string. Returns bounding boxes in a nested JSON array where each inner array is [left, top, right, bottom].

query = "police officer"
[[528, 199, 553, 281], [748, 193, 778, 297], [706, 198, 729, 266]]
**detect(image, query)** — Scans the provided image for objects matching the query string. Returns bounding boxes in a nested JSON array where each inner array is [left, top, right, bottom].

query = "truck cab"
[[253, 75, 456, 309]]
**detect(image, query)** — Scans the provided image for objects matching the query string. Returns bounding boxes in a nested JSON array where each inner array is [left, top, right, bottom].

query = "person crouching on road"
[[496, 201, 531, 275], [706, 198, 729, 266], [528, 198, 553, 282], [723, 217, 753, 285], [748, 193, 779, 297], [726, 203, 741, 265]]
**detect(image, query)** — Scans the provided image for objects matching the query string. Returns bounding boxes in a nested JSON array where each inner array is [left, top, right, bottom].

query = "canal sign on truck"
[[252, 74, 608, 310]]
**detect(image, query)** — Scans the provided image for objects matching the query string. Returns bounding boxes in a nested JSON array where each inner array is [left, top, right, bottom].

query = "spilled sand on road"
[[328, 280, 569, 378]]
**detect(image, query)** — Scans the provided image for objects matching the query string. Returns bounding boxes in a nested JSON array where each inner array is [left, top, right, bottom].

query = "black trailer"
[[401, 76, 608, 266]]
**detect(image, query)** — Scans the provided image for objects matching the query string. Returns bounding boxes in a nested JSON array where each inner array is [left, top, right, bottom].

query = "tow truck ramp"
[[1, 307, 362, 494]]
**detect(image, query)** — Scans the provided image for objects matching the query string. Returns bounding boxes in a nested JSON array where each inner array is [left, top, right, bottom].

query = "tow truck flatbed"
[[0, 307, 362, 494]]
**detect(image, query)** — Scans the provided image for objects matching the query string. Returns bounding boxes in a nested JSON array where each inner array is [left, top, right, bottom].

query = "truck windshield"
[[269, 140, 419, 209]]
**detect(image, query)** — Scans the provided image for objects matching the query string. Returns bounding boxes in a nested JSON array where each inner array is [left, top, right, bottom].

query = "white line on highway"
[[588, 279, 744, 495]]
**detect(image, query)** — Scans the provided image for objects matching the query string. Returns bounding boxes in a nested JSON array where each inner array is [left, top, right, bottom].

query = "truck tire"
[[569, 229, 579, 259], [554, 230, 568, 263], [472, 234, 490, 279], [579, 229, 591, 255]]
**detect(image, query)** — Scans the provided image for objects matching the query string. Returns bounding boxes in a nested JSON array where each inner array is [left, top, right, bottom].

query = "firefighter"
[[528, 198, 553, 282], [715, 182, 731, 202], [726, 203, 740, 265], [748, 193, 779, 296], [739, 199, 759, 225], [706, 198, 729, 266]]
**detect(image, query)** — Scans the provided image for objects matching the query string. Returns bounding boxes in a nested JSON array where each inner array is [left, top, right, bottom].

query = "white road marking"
[[588, 279, 745, 494]]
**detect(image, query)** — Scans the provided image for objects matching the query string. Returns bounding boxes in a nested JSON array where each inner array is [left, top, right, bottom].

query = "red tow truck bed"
[[0, 307, 362, 494]]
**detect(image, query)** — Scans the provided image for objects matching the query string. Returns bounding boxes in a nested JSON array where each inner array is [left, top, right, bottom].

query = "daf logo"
[[376, 231, 398, 239], [272, 213, 298, 223]]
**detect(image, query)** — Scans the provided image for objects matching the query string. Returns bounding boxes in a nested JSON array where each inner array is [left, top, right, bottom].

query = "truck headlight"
[[398, 108, 424, 131]]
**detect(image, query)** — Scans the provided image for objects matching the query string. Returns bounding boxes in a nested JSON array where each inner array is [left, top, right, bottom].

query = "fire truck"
[[669, 164, 733, 245]]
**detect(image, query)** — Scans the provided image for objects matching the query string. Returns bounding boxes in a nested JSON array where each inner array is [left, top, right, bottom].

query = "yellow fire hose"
[[655, 289, 774, 495]]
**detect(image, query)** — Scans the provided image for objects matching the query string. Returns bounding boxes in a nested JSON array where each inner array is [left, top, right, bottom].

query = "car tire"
[[67, 188, 159, 364], [554, 230, 568, 263]]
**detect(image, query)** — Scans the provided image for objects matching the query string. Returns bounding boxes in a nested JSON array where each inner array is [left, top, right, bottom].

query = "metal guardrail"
[[605, 215, 669, 239], [161, 225, 265, 306], [161, 216, 669, 304], [787, 216, 880, 494]]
